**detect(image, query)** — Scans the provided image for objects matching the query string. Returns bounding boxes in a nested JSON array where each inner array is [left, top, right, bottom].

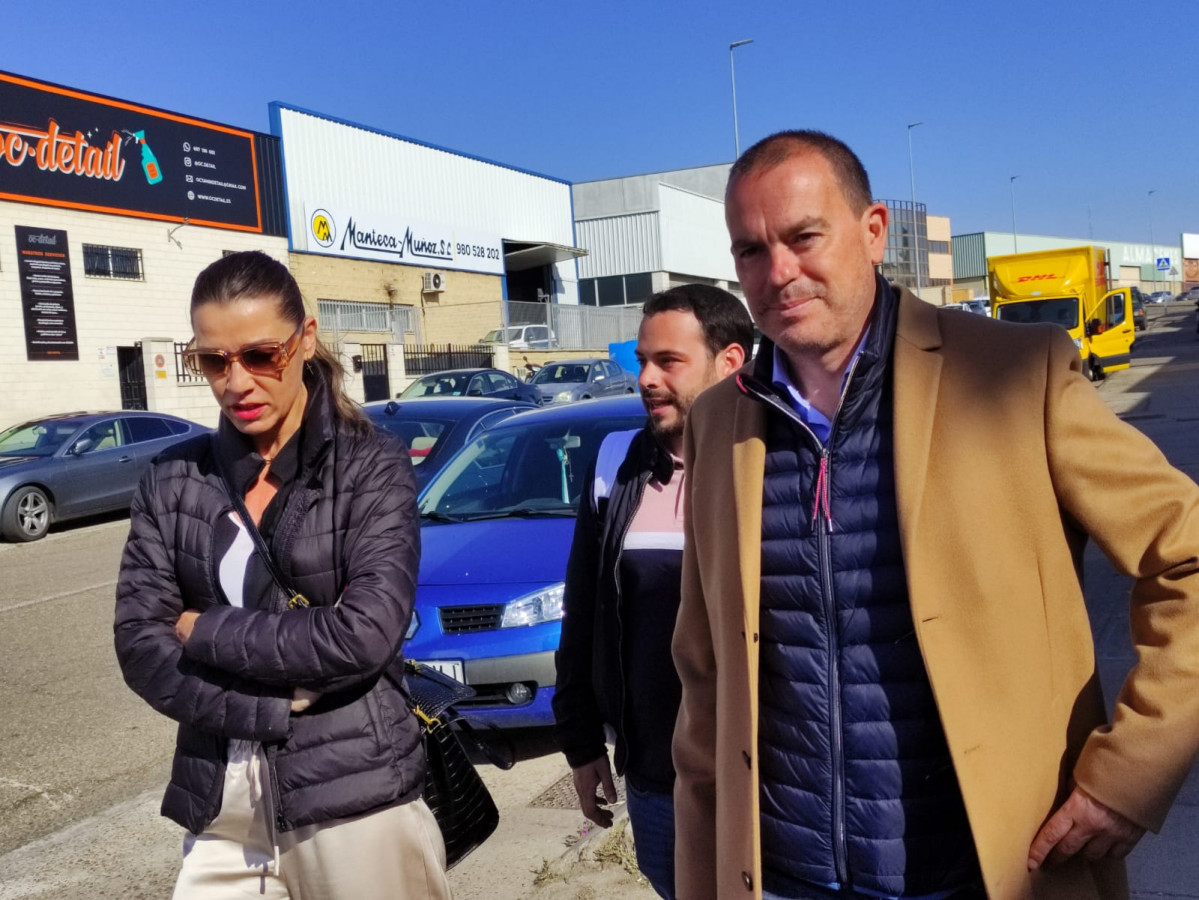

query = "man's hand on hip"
[[1028, 785, 1146, 870], [572, 755, 617, 828]]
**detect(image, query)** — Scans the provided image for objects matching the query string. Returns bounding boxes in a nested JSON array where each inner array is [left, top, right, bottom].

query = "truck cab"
[[988, 246, 1135, 381]]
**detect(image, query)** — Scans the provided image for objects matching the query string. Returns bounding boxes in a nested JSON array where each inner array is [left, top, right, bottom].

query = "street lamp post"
[[1148, 189, 1157, 294], [907, 122, 923, 296], [1009, 175, 1020, 253], [729, 39, 754, 159]]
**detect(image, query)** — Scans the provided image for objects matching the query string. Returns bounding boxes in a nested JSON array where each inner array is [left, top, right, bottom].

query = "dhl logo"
[[1016, 273, 1057, 282]]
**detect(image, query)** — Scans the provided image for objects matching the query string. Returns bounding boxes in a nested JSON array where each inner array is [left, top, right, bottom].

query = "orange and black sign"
[[0, 71, 262, 233]]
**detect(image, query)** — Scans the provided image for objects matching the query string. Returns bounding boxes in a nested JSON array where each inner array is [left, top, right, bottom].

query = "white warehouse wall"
[[657, 185, 737, 283], [575, 212, 661, 279]]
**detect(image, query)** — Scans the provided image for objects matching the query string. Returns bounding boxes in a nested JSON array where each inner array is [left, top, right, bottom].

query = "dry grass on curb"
[[531, 817, 647, 892]]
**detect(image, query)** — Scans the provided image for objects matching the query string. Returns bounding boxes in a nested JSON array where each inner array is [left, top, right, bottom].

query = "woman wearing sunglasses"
[[115, 251, 451, 899]]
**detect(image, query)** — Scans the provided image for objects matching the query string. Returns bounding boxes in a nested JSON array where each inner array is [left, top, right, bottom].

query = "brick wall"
[[288, 252, 505, 346]]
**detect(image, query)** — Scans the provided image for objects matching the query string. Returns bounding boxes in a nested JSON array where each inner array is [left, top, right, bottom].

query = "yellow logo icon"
[[311, 209, 335, 248]]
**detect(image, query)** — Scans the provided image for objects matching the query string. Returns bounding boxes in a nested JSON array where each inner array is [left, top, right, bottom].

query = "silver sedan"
[[0, 411, 210, 542]]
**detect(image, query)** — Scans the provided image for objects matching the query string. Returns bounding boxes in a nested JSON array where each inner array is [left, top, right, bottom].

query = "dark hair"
[[728, 130, 873, 213], [190, 251, 370, 434], [642, 284, 754, 359]]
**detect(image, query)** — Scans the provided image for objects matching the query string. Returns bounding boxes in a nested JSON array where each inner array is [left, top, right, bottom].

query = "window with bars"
[[317, 299, 392, 332], [83, 244, 143, 280]]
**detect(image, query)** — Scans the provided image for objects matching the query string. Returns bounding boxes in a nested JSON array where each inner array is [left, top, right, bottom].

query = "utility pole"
[[1009, 175, 1020, 253], [907, 122, 923, 296], [1148, 190, 1157, 295], [729, 39, 754, 159]]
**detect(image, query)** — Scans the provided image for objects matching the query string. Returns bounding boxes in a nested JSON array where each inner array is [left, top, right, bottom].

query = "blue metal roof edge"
[[268, 101, 571, 186], [269, 103, 297, 252]]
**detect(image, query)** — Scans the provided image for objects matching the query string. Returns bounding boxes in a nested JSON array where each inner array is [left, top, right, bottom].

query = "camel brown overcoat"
[[673, 288, 1199, 899]]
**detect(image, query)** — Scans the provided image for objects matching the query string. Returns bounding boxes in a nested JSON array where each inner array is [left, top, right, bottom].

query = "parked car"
[[528, 358, 638, 405], [399, 368, 541, 404], [407, 396, 648, 727], [363, 397, 536, 491], [961, 299, 990, 316], [1148, 291, 1172, 304], [0, 411, 210, 542], [1132, 293, 1147, 331], [479, 324, 556, 350]]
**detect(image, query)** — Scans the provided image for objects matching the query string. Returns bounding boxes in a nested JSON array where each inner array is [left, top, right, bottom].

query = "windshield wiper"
[[458, 507, 576, 521], [419, 510, 465, 523]]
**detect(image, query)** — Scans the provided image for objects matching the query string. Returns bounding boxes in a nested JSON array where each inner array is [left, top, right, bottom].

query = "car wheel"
[[625, 387, 635, 394], [1, 486, 52, 542]]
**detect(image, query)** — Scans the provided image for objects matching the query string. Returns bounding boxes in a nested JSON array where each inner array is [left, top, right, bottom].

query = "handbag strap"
[[438, 708, 517, 772], [211, 437, 310, 610]]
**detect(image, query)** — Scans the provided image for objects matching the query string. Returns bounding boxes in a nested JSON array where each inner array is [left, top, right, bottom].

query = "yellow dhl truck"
[[987, 245, 1135, 381]]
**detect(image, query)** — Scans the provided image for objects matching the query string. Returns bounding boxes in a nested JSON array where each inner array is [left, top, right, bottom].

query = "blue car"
[[408, 395, 647, 728], [363, 396, 535, 491]]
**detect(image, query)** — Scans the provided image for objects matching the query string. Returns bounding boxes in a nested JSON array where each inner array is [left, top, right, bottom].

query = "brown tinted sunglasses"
[[182, 323, 305, 379]]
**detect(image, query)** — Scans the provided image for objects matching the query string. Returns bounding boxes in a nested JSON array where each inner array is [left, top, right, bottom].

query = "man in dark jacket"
[[553, 284, 752, 899]]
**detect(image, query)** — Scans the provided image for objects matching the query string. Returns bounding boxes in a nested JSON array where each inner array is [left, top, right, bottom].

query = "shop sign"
[[305, 205, 505, 275], [14, 225, 79, 361], [0, 70, 262, 233]]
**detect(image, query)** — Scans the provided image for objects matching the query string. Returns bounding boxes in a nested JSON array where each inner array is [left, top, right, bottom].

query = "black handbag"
[[402, 661, 514, 869]]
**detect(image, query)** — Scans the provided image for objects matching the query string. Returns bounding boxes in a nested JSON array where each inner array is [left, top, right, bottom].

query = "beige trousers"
[[172, 747, 452, 900]]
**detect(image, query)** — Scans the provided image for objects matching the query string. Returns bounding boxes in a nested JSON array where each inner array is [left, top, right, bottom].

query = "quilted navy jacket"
[[114, 373, 424, 834], [743, 279, 980, 896]]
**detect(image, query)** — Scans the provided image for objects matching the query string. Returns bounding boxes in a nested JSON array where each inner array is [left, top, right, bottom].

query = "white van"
[[479, 324, 556, 350]]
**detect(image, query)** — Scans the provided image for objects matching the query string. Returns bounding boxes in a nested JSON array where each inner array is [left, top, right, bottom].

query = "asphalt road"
[[0, 301, 1196, 899]]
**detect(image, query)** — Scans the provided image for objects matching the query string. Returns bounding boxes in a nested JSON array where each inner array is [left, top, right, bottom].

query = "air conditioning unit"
[[422, 271, 446, 293]]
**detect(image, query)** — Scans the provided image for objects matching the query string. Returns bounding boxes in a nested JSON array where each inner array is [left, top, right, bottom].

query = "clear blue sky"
[[3, 0, 1195, 246]]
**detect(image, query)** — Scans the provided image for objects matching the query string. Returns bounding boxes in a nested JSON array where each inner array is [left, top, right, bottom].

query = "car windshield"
[[0, 419, 83, 457], [400, 373, 473, 398], [530, 362, 590, 385], [419, 415, 643, 520], [481, 327, 521, 343], [368, 414, 451, 466], [994, 298, 1079, 327]]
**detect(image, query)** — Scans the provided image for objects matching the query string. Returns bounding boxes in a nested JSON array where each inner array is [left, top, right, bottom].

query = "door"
[[1087, 288, 1134, 373], [360, 344, 390, 402], [117, 345, 148, 410], [54, 418, 139, 516]]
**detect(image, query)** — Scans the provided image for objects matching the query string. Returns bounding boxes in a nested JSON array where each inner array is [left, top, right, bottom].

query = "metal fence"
[[318, 299, 423, 344], [173, 342, 204, 384], [403, 343, 494, 375], [507, 300, 641, 350]]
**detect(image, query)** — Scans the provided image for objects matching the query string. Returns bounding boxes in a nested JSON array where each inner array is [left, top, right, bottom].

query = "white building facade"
[[272, 104, 585, 399]]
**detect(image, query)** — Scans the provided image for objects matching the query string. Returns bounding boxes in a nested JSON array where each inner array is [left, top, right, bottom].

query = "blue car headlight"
[[501, 582, 565, 628]]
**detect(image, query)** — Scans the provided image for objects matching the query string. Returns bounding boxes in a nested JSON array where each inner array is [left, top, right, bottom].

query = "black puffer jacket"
[[553, 427, 674, 778], [114, 372, 423, 835]]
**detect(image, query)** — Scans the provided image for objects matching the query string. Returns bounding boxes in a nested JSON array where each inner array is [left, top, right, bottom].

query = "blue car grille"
[[439, 604, 504, 633]]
